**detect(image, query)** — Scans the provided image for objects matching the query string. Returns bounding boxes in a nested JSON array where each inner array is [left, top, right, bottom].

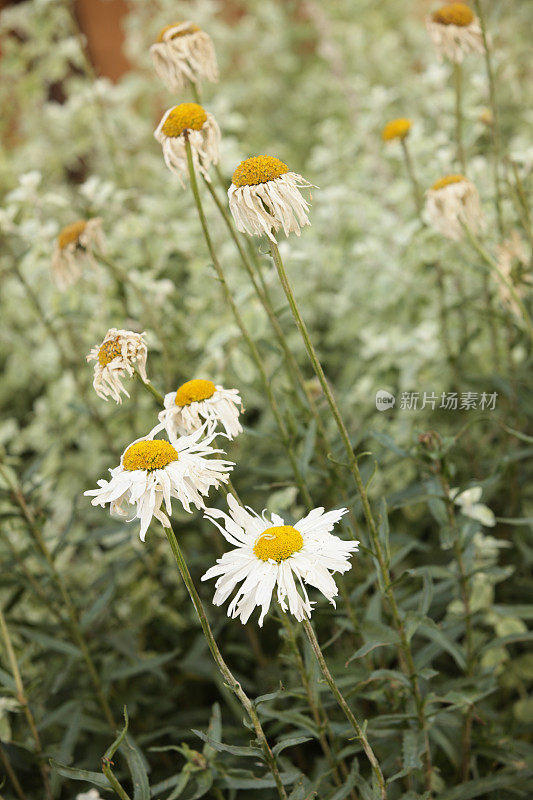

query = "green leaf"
[[122, 735, 150, 800], [417, 621, 466, 670], [347, 621, 400, 664], [436, 769, 533, 799], [49, 760, 110, 789], [104, 707, 129, 761], [272, 736, 313, 756], [192, 730, 262, 758]]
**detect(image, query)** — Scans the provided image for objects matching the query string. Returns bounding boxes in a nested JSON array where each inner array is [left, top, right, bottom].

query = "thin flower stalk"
[[164, 522, 288, 800], [0, 743, 26, 800], [0, 606, 53, 800], [453, 62, 467, 173], [184, 136, 313, 508], [400, 138, 423, 215], [302, 618, 386, 799], [269, 241, 432, 791]]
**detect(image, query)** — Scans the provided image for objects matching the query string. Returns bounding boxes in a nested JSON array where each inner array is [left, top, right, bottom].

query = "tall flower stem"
[[184, 137, 312, 508], [164, 522, 288, 800], [0, 606, 53, 800], [0, 743, 26, 800], [453, 62, 467, 174], [270, 241, 432, 791], [400, 139, 423, 215], [0, 466, 116, 730], [474, 0, 503, 234], [302, 619, 386, 798]]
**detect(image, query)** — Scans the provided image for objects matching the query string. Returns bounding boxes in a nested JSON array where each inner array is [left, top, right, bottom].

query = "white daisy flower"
[[51, 218, 104, 290], [201, 495, 357, 626], [154, 103, 220, 183], [228, 155, 314, 241], [425, 174, 483, 241], [450, 486, 496, 527], [87, 328, 148, 403], [150, 21, 218, 93], [426, 3, 483, 63], [85, 427, 233, 541], [159, 379, 243, 441]]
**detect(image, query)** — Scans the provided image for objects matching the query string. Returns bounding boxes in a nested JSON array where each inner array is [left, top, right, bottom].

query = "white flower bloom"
[[51, 218, 104, 290], [87, 328, 148, 403], [76, 791, 103, 800], [150, 21, 218, 93], [450, 486, 496, 527], [426, 4, 483, 63], [228, 156, 313, 241], [85, 427, 233, 541], [159, 379, 243, 441], [425, 174, 483, 241], [154, 103, 220, 183], [495, 231, 531, 318], [201, 495, 357, 626]]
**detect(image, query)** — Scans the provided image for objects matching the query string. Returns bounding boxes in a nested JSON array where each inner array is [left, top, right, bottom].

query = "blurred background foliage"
[[0, 0, 532, 798]]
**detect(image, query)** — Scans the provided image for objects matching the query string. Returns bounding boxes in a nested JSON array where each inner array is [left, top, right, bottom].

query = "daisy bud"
[[228, 155, 314, 241], [87, 328, 148, 403], [426, 3, 483, 63], [159, 379, 243, 442], [154, 102, 220, 183], [51, 218, 103, 290], [425, 174, 483, 241], [150, 21, 218, 93]]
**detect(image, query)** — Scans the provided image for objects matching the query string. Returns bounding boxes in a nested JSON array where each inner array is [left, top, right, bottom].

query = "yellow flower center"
[[382, 118, 412, 142], [253, 525, 304, 563], [432, 3, 474, 26], [232, 156, 289, 188], [123, 440, 179, 471], [432, 174, 467, 191], [156, 22, 200, 42], [161, 103, 207, 138], [98, 338, 122, 367], [175, 379, 216, 406], [58, 220, 87, 249]]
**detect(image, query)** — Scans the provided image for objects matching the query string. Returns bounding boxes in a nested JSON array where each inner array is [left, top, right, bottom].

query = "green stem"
[[302, 619, 386, 798], [184, 136, 312, 508], [133, 369, 165, 406], [102, 762, 132, 800], [0, 607, 53, 800], [400, 139, 423, 215], [164, 523, 288, 800], [270, 241, 432, 792], [0, 744, 26, 800], [453, 62, 467, 174]]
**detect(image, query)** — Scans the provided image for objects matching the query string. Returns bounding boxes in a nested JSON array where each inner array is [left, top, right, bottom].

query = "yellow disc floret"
[[156, 22, 200, 42], [432, 174, 466, 191], [58, 220, 87, 249], [432, 3, 474, 26], [175, 379, 216, 406], [253, 525, 304, 563], [232, 156, 289, 188], [161, 103, 207, 138], [98, 338, 122, 367], [123, 440, 179, 471], [382, 118, 412, 142]]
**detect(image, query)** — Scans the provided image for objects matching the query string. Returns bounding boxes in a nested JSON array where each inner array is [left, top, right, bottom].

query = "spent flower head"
[[201, 495, 357, 626], [154, 102, 220, 183], [51, 217, 104, 290], [425, 174, 483, 240], [426, 3, 483, 62], [87, 328, 148, 403], [159, 379, 243, 441], [228, 155, 314, 241], [150, 21, 218, 92]]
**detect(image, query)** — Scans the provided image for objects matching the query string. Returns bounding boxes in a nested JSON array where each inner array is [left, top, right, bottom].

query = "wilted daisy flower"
[[150, 21, 218, 93], [426, 3, 483, 63], [495, 231, 531, 318], [87, 328, 148, 403], [159, 379, 243, 441], [201, 495, 357, 626], [228, 156, 313, 241], [85, 428, 233, 541], [425, 174, 483, 240], [154, 102, 220, 182], [382, 118, 412, 142], [51, 218, 103, 290]]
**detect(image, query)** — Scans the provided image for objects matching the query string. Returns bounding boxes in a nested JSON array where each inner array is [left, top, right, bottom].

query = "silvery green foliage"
[[0, 0, 532, 797]]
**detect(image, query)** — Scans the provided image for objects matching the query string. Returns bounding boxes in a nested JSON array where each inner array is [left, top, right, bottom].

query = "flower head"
[[51, 218, 104, 290], [450, 486, 496, 527], [154, 103, 220, 182], [228, 155, 313, 241], [426, 4, 483, 63], [201, 495, 357, 626], [87, 328, 148, 403], [85, 427, 233, 541], [150, 20, 218, 92], [425, 174, 483, 240], [382, 118, 412, 142], [159, 379, 243, 441]]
